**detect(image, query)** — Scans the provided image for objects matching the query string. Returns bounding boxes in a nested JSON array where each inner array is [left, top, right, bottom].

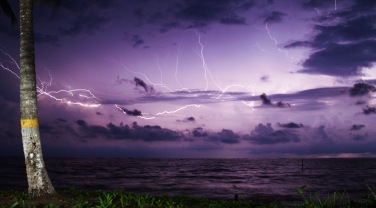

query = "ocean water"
[[1, 157, 375, 204]]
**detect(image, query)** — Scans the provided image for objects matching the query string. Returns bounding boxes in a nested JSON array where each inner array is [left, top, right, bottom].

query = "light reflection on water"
[[1, 157, 375, 204]]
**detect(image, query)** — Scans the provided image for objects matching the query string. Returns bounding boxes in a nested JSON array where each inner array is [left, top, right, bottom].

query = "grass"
[[0, 186, 375, 208]]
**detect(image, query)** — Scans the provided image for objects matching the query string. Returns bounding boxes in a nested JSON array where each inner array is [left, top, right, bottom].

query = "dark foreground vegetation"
[[0, 187, 375, 208]]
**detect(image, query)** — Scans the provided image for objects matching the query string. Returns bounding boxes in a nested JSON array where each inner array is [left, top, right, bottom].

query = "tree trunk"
[[20, 0, 56, 198]]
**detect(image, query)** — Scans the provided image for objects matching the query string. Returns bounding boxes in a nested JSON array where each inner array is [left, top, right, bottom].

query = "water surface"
[[1, 157, 375, 204]]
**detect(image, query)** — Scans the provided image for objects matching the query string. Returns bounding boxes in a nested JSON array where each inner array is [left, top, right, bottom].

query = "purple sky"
[[0, 0, 376, 158]]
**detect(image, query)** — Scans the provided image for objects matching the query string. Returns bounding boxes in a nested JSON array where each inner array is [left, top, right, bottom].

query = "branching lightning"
[[154, 55, 175, 92], [0, 49, 20, 79], [254, 42, 267, 52], [113, 60, 176, 92], [265, 24, 294, 59], [2, 34, 257, 122], [155, 104, 201, 116], [174, 43, 189, 91], [1, 49, 101, 108], [115, 104, 201, 120], [196, 32, 224, 91]]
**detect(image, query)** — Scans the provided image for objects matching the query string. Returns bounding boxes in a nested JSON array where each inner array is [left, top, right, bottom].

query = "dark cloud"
[[363, 106, 376, 115], [177, 116, 196, 123], [186, 116, 195, 122], [350, 124, 365, 131], [260, 75, 270, 82], [91, 0, 113, 9], [284, 40, 311, 48], [355, 100, 366, 105], [60, 13, 110, 37], [115, 76, 154, 93], [134, 77, 154, 93], [175, 0, 251, 28], [136, 0, 254, 32], [263, 11, 286, 24], [259, 93, 291, 108], [278, 122, 303, 128], [192, 127, 208, 137], [75, 120, 182, 142], [55, 0, 114, 15], [220, 14, 246, 25], [245, 123, 300, 145], [276, 101, 291, 108], [131, 35, 145, 48], [288, 2, 376, 77], [302, 0, 334, 9], [209, 129, 240, 144], [120, 108, 142, 117], [349, 83, 376, 96], [299, 41, 376, 76], [260, 93, 272, 105], [96, 112, 102, 115], [76, 119, 87, 127]]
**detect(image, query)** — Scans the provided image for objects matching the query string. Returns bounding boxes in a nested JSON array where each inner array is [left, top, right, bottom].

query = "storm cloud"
[[177, 116, 196, 123], [208, 129, 240, 144], [120, 108, 142, 117], [75, 120, 182, 142], [134, 77, 154, 93], [363, 106, 376, 115], [192, 127, 208, 137], [245, 123, 300, 145], [259, 93, 291, 108], [278, 122, 304, 128], [350, 124, 365, 131], [286, 1, 376, 77], [349, 83, 376, 96], [263, 11, 286, 24], [132, 0, 255, 32]]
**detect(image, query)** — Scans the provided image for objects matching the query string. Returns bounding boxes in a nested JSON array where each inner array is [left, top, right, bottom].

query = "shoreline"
[[1, 188, 375, 207]]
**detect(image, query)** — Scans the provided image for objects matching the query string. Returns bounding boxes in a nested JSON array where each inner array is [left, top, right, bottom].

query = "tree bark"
[[20, 0, 56, 198]]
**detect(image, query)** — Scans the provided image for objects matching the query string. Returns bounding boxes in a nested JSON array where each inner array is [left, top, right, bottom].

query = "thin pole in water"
[[301, 158, 304, 171]]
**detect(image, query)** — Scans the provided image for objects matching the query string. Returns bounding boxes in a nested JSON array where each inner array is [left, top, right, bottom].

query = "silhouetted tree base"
[[28, 188, 57, 199]]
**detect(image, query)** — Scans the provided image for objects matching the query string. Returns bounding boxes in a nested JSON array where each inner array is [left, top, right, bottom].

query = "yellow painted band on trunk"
[[21, 119, 39, 128]]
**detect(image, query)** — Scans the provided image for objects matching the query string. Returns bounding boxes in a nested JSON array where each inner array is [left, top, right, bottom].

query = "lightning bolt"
[[211, 84, 255, 110], [334, 0, 337, 11], [174, 43, 189, 91], [265, 24, 294, 59], [154, 54, 173, 92], [254, 42, 267, 52], [112, 60, 177, 93], [196, 32, 224, 91], [1, 49, 101, 108], [115, 104, 201, 120], [314, 8, 321, 15], [0, 49, 20, 79], [2, 41, 256, 122]]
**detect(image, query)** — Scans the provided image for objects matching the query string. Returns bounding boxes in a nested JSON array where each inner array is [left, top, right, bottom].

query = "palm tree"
[[20, 0, 56, 198], [2, 0, 56, 198]]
